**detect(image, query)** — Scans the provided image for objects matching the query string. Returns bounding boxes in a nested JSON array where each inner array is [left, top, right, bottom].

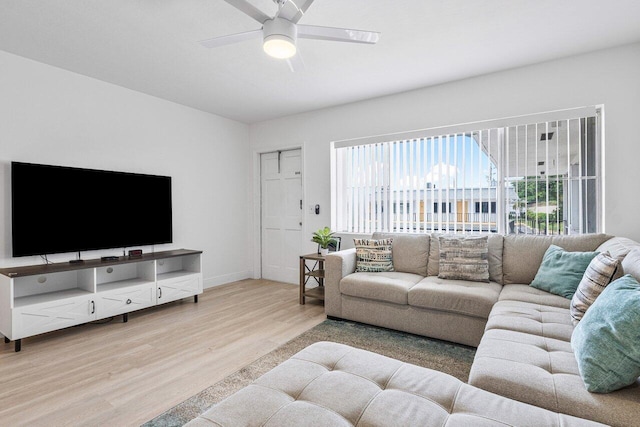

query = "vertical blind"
[[333, 107, 601, 235]]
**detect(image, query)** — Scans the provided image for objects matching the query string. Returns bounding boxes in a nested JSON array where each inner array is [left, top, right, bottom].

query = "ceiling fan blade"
[[198, 29, 262, 48], [297, 25, 380, 44], [277, 0, 315, 23], [286, 51, 305, 72], [224, 0, 271, 24]]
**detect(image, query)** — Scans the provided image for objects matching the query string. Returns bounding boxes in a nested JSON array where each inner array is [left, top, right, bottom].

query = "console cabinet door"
[[13, 296, 95, 339], [157, 274, 202, 304], [95, 284, 156, 319]]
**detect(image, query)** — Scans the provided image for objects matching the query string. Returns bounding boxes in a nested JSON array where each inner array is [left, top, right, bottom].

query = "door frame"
[[252, 144, 305, 280]]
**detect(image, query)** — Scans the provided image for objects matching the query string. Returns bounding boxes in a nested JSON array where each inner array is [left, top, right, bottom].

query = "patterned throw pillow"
[[354, 238, 394, 272], [438, 235, 489, 282], [570, 251, 620, 324]]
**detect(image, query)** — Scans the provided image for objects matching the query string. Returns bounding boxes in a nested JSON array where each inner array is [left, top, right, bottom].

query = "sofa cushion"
[[502, 234, 611, 285], [570, 251, 621, 324], [409, 276, 501, 319], [438, 235, 490, 282], [340, 271, 422, 305], [502, 234, 553, 285], [498, 284, 571, 308], [596, 236, 637, 261], [572, 274, 640, 393], [354, 238, 394, 272], [187, 341, 605, 427], [372, 232, 429, 276], [622, 248, 640, 282], [485, 300, 574, 342], [552, 234, 612, 252], [469, 328, 640, 427], [530, 245, 599, 299], [428, 233, 504, 283]]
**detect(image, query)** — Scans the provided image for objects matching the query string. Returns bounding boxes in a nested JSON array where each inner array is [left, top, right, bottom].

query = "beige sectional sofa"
[[186, 232, 640, 426], [323, 232, 640, 426]]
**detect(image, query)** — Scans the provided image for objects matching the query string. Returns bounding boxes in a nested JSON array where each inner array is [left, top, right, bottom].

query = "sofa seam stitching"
[[440, 383, 464, 427], [196, 417, 224, 427], [288, 368, 329, 401], [258, 401, 292, 427], [481, 335, 570, 348], [289, 361, 401, 394], [447, 382, 463, 416], [250, 383, 298, 401], [353, 389, 383, 426], [472, 354, 559, 372], [447, 404, 517, 427], [261, 399, 352, 427], [381, 363, 403, 390], [248, 382, 356, 427], [539, 321, 563, 411]]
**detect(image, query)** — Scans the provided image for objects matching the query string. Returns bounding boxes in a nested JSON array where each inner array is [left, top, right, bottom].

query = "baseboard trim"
[[203, 270, 252, 289]]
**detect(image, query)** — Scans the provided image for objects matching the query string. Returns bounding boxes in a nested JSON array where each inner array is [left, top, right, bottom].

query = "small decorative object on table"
[[311, 226, 337, 256], [128, 249, 143, 258]]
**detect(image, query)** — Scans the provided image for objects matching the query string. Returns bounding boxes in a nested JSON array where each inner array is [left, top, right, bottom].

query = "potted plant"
[[312, 226, 337, 256]]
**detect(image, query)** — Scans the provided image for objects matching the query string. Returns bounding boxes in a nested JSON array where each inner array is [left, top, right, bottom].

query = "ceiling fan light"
[[263, 34, 296, 59]]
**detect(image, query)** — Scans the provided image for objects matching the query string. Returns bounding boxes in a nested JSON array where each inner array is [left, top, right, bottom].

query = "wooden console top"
[[0, 249, 203, 278]]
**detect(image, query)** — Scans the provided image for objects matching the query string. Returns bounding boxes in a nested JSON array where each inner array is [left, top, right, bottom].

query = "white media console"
[[0, 249, 202, 352]]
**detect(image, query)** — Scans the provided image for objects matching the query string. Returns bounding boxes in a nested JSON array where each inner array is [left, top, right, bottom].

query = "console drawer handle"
[[126, 298, 132, 305]]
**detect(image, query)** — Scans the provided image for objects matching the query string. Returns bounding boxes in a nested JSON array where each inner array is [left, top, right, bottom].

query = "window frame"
[[331, 106, 603, 236]]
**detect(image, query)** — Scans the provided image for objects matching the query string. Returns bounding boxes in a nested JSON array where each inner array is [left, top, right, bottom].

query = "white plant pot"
[[319, 247, 329, 256]]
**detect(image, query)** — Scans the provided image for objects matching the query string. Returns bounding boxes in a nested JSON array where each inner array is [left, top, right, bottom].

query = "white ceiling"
[[1, 0, 640, 124]]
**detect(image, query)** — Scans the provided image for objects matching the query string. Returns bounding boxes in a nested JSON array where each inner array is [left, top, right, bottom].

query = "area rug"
[[142, 319, 476, 427]]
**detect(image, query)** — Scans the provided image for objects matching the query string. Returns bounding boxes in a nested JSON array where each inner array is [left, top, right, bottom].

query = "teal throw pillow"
[[530, 245, 598, 299], [572, 275, 640, 393]]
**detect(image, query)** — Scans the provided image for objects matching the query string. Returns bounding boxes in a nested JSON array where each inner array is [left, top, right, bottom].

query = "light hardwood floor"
[[0, 279, 326, 426]]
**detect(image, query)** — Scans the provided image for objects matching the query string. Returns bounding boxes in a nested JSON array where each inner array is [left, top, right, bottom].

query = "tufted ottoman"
[[185, 341, 603, 426]]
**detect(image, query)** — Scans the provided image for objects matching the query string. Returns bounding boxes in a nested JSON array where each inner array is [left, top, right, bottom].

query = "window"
[[505, 116, 601, 235], [475, 202, 496, 214], [434, 203, 452, 213], [332, 106, 602, 235]]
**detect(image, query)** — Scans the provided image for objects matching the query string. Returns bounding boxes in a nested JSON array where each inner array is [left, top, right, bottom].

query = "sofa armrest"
[[325, 248, 356, 317]]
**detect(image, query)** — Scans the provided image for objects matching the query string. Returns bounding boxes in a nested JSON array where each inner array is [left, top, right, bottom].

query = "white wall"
[[0, 51, 252, 288], [250, 42, 640, 247]]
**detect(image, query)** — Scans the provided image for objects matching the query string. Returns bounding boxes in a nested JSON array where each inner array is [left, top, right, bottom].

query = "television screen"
[[11, 162, 172, 257]]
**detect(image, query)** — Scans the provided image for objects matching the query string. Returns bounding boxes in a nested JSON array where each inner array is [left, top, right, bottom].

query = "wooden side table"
[[299, 253, 326, 304]]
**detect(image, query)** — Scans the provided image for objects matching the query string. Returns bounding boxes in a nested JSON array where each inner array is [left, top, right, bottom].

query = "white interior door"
[[261, 149, 302, 284]]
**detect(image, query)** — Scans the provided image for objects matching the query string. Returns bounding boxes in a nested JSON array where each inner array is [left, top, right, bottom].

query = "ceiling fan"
[[198, 0, 380, 71]]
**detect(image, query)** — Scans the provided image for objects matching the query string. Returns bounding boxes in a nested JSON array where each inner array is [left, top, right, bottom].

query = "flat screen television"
[[11, 161, 172, 257]]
